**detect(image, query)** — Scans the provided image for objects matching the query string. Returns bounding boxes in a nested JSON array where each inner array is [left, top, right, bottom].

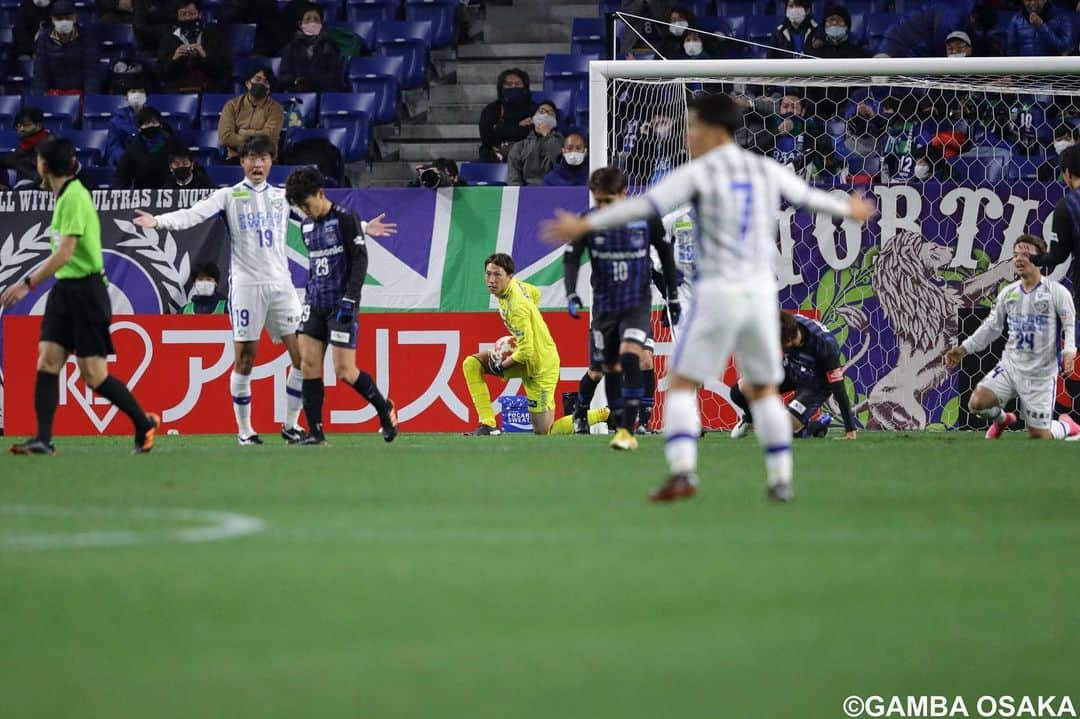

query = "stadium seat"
[[891, 0, 927, 16], [23, 95, 81, 132], [285, 126, 349, 152], [330, 20, 377, 54], [700, 15, 743, 45], [313, 0, 343, 22], [267, 164, 316, 185], [79, 165, 113, 189], [865, 12, 898, 51], [458, 162, 508, 186], [0, 130, 19, 154], [746, 15, 779, 49], [403, 0, 455, 49], [67, 129, 109, 166], [681, 0, 712, 18], [226, 24, 257, 57], [375, 19, 433, 48], [154, 94, 200, 132], [83, 94, 129, 130], [272, 92, 319, 128], [93, 23, 136, 63], [950, 146, 1010, 184], [847, 12, 866, 46], [571, 17, 605, 58], [206, 164, 246, 187], [72, 0, 94, 26], [347, 56, 403, 124], [543, 53, 589, 95], [199, 93, 234, 129], [318, 92, 376, 160], [376, 43, 428, 90], [713, 0, 766, 16], [174, 129, 225, 166], [0, 96, 21, 130], [346, 0, 399, 23]]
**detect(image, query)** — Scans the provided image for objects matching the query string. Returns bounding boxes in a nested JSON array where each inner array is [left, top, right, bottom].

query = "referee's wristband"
[[23, 276, 35, 291]]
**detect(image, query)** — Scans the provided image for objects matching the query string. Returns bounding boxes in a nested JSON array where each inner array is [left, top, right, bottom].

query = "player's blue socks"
[[302, 377, 324, 438], [230, 371, 254, 436], [352, 371, 390, 419], [34, 370, 59, 443], [619, 352, 644, 430], [751, 394, 792, 489], [663, 389, 700, 474]]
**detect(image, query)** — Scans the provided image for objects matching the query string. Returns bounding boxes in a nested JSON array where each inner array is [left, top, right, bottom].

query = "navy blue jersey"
[[300, 203, 367, 309], [785, 315, 844, 391], [564, 215, 671, 315]]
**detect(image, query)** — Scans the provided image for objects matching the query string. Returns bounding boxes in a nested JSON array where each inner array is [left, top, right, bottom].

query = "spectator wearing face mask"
[[0, 108, 53, 185], [14, 0, 53, 59], [279, 5, 346, 92], [113, 106, 175, 189], [182, 262, 228, 314], [811, 4, 868, 59], [218, 67, 284, 163], [543, 132, 589, 186], [912, 158, 936, 182], [479, 68, 537, 162], [157, 0, 231, 93], [1006, 0, 1074, 57], [753, 93, 837, 179], [944, 30, 974, 58], [1038, 127, 1076, 181], [104, 83, 148, 167], [507, 101, 564, 186], [769, 0, 819, 58], [32, 0, 102, 95], [164, 146, 215, 189], [659, 6, 695, 58]]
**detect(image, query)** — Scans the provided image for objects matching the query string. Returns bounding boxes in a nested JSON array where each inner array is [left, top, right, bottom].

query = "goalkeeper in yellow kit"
[[461, 253, 608, 435]]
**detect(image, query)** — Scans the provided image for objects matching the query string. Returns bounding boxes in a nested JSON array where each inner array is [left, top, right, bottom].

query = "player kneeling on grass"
[[730, 310, 857, 440], [1, 137, 159, 455], [945, 233, 1078, 440], [284, 167, 399, 445], [462, 253, 608, 435]]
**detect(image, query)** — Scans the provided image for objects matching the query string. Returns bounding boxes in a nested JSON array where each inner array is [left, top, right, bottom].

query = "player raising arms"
[[562, 166, 680, 450], [543, 93, 874, 502], [945, 234, 1078, 440], [283, 168, 399, 444], [730, 310, 858, 440], [133, 135, 307, 446]]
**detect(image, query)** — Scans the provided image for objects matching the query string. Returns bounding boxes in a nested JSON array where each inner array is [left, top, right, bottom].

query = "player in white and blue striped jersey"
[[945, 234, 1078, 441], [543, 93, 875, 503]]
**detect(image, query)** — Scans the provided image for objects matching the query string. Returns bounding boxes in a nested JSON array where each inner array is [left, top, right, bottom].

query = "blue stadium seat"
[[865, 12, 898, 50], [713, 0, 766, 16], [681, 0, 712, 18], [79, 165, 113, 189], [950, 146, 1010, 184], [206, 165, 246, 187], [376, 43, 427, 90], [0, 130, 18, 154], [318, 92, 376, 160], [267, 164, 316, 185], [313, 0, 343, 22], [3, 57, 34, 95], [543, 53, 589, 95], [572, 38, 604, 57], [272, 92, 319, 127], [572, 17, 603, 42], [573, 87, 588, 130], [841, 0, 874, 15], [848, 12, 866, 45], [83, 94, 128, 130], [891, 0, 927, 16], [67, 129, 109, 165], [23, 95, 81, 131], [459, 162, 508, 186], [153, 94, 200, 132], [199, 93, 234, 129], [72, 1, 94, 26], [375, 19, 433, 47], [93, 23, 135, 63], [346, 0, 399, 23], [403, 0, 454, 49], [0, 96, 21, 129], [746, 15, 779, 45], [226, 24, 257, 57], [285, 126, 349, 153], [174, 129, 225, 166], [347, 56, 402, 124], [599, 0, 618, 14], [330, 20, 377, 53]]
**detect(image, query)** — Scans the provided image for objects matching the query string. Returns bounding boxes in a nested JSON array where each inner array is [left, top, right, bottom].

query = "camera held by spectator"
[[414, 158, 463, 188]]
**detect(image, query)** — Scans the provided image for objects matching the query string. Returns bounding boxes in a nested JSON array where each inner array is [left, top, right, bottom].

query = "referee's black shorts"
[[40, 274, 114, 358]]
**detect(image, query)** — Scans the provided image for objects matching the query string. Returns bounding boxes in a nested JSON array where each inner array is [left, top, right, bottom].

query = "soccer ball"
[[492, 335, 516, 364]]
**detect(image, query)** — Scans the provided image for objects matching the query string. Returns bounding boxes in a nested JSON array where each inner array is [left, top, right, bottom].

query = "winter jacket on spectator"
[[768, 17, 819, 58], [164, 163, 215, 190], [224, 0, 285, 56], [507, 129, 564, 186], [133, 0, 176, 50], [876, 2, 973, 57], [0, 128, 53, 184], [32, 23, 101, 94], [105, 105, 138, 167], [279, 32, 346, 92], [156, 23, 231, 93], [96, 0, 133, 23], [13, 0, 50, 57], [478, 69, 537, 162], [218, 94, 285, 159], [113, 126, 174, 188], [542, 157, 589, 186], [1006, 4, 1074, 57]]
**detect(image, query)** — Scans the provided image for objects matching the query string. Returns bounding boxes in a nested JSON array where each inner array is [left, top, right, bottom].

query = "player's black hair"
[[284, 166, 324, 207], [135, 105, 163, 127], [588, 166, 627, 195], [193, 261, 221, 283], [484, 252, 515, 276], [36, 136, 77, 177], [240, 134, 276, 159], [779, 310, 800, 347], [687, 92, 743, 134], [1014, 233, 1047, 255], [1059, 144, 1080, 177]]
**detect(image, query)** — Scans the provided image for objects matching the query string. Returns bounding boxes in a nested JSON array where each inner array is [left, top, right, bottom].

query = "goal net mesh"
[[608, 71, 1080, 433]]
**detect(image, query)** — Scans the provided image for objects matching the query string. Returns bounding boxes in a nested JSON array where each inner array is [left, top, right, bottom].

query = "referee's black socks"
[[34, 370, 59, 443], [94, 375, 152, 433]]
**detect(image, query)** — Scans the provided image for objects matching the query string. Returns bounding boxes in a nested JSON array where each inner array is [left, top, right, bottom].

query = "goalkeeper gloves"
[[487, 352, 505, 376], [662, 300, 682, 328], [567, 293, 582, 319], [334, 297, 357, 325]]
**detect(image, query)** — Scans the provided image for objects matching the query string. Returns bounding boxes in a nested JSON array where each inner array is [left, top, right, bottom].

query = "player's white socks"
[[976, 406, 1005, 424], [750, 395, 793, 489], [285, 365, 304, 430], [230, 371, 254, 437], [1050, 420, 1069, 440], [663, 389, 700, 475]]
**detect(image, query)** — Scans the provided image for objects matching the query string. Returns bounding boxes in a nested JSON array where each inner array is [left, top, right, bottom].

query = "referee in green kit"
[[1, 136, 160, 455]]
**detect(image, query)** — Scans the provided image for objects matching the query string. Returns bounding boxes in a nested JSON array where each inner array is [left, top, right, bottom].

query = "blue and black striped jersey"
[[785, 315, 843, 391], [300, 203, 367, 309]]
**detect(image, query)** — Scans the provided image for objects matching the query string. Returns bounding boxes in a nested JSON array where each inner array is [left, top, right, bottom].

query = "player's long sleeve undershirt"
[[648, 218, 679, 301], [153, 187, 230, 231], [962, 294, 1007, 355], [827, 380, 857, 433], [341, 215, 369, 303], [563, 241, 584, 297]]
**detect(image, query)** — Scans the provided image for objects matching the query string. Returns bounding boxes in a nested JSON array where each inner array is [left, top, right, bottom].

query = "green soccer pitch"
[[1, 432, 1077, 719]]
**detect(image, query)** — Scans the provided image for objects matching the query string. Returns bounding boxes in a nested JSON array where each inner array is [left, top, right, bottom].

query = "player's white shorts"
[[229, 282, 302, 343], [976, 363, 1056, 430], [671, 275, 783, 386]]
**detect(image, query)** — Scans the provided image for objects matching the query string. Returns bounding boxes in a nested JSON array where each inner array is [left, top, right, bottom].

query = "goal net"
[[589, 56, 1080, 433]]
